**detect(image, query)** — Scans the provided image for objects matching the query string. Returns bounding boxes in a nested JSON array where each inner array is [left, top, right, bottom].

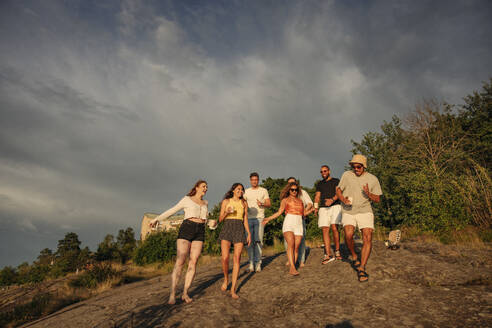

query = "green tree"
[[116, 228, 137, 264], [95, 235, 118, 262], [55, 232, 82, 273], [36, 248, 54, 266]]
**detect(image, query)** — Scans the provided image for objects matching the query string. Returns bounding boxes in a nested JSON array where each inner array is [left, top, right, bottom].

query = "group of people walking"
[[149, 154, 382, 303]]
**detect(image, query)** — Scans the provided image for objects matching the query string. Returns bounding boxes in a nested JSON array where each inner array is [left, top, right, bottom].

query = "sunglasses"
[[351, 164, 363, 169], [320, 170, 328, 173], [290, 188, 299, 192]]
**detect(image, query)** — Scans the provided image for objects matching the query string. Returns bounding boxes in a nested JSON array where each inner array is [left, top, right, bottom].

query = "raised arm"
[[219, 199, 230, 222], [263, 199, 286, 225]]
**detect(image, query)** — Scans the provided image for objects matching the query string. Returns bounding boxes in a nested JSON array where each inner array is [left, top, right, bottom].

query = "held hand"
[[227, 205, 235, 214], [325, 198, 334, 206], [343, 196, 353, 205], [247, 234, 251, 246], [262, 219, 269, 226], [362, 184, 370, 196], [257, 199, 263, 207], [314, 208, 318, 216], [149, 220, 158, 228]]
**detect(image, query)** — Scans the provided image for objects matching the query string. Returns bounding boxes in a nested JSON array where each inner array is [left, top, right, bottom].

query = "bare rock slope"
[[22, 241, 492, 327]]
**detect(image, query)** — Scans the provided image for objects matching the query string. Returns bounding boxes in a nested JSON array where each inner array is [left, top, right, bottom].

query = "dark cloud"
[[0, 0, 490, 267]]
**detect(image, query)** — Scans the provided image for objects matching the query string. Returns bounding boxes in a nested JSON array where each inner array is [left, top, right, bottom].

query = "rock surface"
[[21, 241, 492, 327]]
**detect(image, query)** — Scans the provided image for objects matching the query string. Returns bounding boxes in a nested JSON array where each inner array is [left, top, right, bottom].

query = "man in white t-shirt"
[[284, 177, 314, 267], [244, 172, 271, 272]]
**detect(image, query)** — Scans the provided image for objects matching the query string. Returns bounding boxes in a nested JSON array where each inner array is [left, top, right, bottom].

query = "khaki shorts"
[[342, 212, 374, 230], [318, 205, 342, 227]]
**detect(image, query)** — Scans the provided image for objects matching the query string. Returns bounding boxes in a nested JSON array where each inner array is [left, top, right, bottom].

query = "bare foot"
[[285, 261, 290, 266], [168, 296, 176, 305], [221, 281, 228, 291], [231, 292, 239, 299], [300, 262, 305, 268], [181, 294, 193, 304], [289, 267, 299, 276]]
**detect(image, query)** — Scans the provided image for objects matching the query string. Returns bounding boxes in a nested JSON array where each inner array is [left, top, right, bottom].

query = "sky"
[[0, 0, 491, 267]]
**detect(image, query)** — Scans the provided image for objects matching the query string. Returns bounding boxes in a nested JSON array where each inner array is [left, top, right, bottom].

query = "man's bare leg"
[[344, 225, 358, 265], [358, 228, 373, 282], [331, 224, 341, 259], [322, 226, 332, 257]]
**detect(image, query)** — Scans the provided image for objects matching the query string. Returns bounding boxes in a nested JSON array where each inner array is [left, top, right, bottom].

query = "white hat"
[[349, 154, 367, 168]]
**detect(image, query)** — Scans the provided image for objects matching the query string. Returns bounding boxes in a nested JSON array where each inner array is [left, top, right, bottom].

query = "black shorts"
[[177, 220, 205, 242]]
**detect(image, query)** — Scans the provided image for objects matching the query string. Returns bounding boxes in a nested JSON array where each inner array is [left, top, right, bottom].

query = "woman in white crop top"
[[149, 180, 211, 305]]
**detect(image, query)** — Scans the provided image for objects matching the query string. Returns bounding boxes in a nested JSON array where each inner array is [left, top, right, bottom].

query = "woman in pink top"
[[263, 182, 305, 276], [150, 180, 210, 304]]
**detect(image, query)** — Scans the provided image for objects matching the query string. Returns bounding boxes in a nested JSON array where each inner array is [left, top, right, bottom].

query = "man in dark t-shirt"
[[314, 165, 342, 264]]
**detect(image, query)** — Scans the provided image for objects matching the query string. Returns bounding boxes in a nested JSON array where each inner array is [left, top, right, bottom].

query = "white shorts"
[[342, 212, 374, 230], [282, 214, 303, 236], [318, 205, 342, 227]]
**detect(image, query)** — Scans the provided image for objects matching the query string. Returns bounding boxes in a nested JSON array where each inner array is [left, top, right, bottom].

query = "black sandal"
[[357, 270, 369, 282], [352, 259, 361, 268]]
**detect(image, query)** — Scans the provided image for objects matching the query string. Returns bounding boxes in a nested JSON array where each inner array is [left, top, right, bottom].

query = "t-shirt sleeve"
[[370, 177, 383, 196], [337, 172, 348, 191], [263, 188, 270, 200], [301, 190, 313, 205]]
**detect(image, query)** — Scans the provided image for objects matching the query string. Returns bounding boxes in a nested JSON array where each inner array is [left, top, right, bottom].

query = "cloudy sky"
[[1, 0, 490, 267]]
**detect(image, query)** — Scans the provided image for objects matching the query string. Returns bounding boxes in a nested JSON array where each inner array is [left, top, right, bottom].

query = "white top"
[[299, 189, 313, 208], [244, 187, 270, 219], [152, 196, 208, 224]]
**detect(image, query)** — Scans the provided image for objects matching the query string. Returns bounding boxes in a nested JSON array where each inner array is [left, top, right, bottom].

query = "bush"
[[0, 266, 18, 286], [69, 263, 119, 289], [133, 229, 178, 265]]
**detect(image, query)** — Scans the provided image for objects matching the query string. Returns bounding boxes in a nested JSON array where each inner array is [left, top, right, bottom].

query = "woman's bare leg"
[[182, 241, 203, 303], [231, 243, 244, 299], [169, 239, 191, 304], [283, 232, 298, 275], [220, 240, 231, 291]]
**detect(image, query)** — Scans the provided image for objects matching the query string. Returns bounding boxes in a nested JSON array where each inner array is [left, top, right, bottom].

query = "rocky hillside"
[[20, 241, 492, 327]]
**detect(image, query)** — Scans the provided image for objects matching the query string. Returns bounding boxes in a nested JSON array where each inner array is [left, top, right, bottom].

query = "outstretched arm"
[[150, 197, 186, 227], [262, 199, 286, 225]]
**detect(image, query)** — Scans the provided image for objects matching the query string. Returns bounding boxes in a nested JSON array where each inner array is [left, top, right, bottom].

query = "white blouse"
[[152, 196, 208, 224]]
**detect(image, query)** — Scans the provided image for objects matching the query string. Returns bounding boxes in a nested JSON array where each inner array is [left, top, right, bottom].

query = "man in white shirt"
[[244, 172, 271, 272], [284, 177, 313, 267]]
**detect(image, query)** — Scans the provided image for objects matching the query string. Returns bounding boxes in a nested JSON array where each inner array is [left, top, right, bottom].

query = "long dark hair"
[[187, 180, 207, 197], [280, 182, 301, 200], [223, 183, 245, 200]]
